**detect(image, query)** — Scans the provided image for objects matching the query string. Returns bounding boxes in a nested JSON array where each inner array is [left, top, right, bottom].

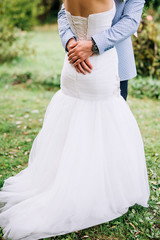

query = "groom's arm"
[[92, 0, 145, 54], [58, 4, 93, 74], [58, 3, 77, 51]]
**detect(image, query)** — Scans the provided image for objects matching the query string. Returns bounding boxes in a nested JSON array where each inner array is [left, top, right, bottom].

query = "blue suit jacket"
[[58, 0, 145, 81]]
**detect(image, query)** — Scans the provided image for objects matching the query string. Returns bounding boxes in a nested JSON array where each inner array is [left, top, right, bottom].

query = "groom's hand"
[[67, 40, 93, 74], [68, 40, 93, 65], [66, 38, 76, 52]]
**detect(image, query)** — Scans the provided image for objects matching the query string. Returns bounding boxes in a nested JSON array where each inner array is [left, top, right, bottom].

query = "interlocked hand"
[[67, 39, 93, 75]]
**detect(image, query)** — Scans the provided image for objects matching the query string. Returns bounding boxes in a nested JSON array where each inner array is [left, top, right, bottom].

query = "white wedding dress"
[[0, 2, 150, 240]]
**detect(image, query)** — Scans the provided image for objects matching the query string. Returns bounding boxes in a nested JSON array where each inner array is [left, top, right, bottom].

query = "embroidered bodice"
[[65, 2, 116, 40]]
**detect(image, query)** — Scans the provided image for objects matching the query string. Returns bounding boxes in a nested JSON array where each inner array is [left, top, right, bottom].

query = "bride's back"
[[61, 0, 119, 101], [63, 0, 114, 18]]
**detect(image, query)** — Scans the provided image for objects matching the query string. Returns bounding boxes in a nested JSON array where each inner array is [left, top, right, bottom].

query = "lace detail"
[[66, 13, 88, 40], [65, 3, 116, 41]]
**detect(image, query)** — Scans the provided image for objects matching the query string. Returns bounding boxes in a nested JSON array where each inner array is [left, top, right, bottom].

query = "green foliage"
[[38, 0, 61, 23], [145, 0, 159, 9], [0, 24, 32, 63], [0, 0, 43, 30], [0, 27, 64, 77], [11, 72, 61, 90], [129, 77, 160, 100], [154, 6, 160, 22], [0, 0, 41, 63], [133, 17, 160, 80]]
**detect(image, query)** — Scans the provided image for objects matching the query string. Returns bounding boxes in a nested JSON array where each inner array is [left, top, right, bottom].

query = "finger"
[[70, 41, 78, 48], [85, 59, 93, 70], [75, 66, 80, 73], [77, 63, 86, 75], [69, 56, 79, 64], [72, 59, 82, 67], [68, 47, 78, 56], [68, 53, 78, 61], [81, 61, 92, 73]]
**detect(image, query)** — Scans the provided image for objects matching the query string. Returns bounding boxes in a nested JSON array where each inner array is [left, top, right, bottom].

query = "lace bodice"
[[65, 2, 116, 40]]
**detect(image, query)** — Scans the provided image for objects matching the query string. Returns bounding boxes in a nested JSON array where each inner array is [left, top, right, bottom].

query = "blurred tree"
[[0, 0, 40, 62], [133, 16, 160, 80], [145, 0, 159, 9], [38, 0, 62, 23], [0, 0, 43, 30]]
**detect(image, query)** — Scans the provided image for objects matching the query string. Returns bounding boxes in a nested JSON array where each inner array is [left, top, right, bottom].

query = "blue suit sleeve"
[[58, 3, 77, 51], [92, 0, 145, 54]]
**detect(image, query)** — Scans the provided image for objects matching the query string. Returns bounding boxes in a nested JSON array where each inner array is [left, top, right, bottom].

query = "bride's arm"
[[92, 0, 145, 54]]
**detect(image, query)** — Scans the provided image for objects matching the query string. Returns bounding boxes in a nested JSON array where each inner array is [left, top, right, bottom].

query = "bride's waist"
[[63, 47, 118, 76], [60, 48, 120, 101], [66, 46, 117, 60]]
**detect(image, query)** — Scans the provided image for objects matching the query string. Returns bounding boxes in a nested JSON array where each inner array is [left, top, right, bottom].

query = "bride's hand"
[[75, 59, 93, 75], [67, 39, 88, 74], [68, 40, 94, 68]]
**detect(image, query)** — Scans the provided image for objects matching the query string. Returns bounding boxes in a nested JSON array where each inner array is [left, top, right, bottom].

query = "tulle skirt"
[[0, 88, 150, 240]]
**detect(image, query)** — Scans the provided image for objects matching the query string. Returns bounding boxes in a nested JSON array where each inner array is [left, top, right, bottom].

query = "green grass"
[[0, 24, 65, 77], [0, 25, 160, 240], [0, 87, 159, 240]]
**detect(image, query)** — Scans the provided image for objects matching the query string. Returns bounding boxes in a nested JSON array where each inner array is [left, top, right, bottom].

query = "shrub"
[[10, 72, 61, 90], [129, 77, 160, 100], [145, 0, 159, 10], [0, 24, 32, 63], [0, 0, 40, 62], [38, 0, 61, 23], [132, 16, 160, 80], [0, 0, 43, 31]]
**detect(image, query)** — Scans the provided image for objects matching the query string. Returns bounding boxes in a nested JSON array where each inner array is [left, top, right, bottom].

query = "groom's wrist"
[[66, 37, 77, 52], [91, 37, 99, 54]]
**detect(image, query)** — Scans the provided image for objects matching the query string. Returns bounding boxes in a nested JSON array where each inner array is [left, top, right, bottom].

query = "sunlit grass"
[[0, 24, 65, 77]]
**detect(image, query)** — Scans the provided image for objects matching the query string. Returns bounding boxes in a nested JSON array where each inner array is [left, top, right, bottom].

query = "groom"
[[58, 0, 145, 100]]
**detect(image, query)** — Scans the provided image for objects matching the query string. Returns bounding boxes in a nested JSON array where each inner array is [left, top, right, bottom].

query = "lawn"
[[0, 25, 160, 240]]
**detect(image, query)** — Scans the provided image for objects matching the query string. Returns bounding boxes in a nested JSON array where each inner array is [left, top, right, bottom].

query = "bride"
[[0, 0, 150, 239]]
